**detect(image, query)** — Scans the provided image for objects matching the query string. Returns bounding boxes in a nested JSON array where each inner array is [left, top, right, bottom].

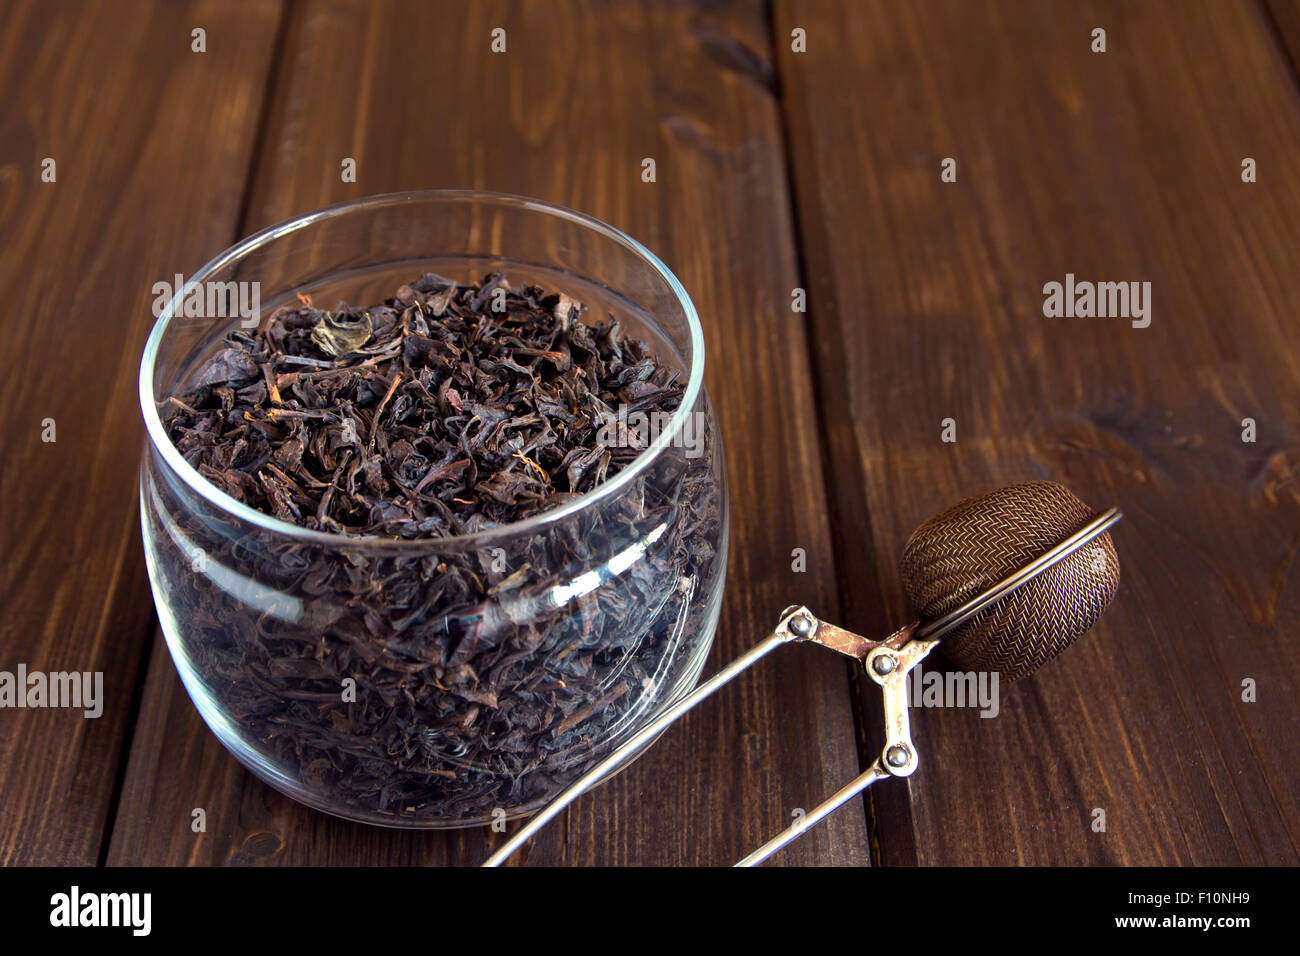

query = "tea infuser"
[[482, 481, 1122, 867]]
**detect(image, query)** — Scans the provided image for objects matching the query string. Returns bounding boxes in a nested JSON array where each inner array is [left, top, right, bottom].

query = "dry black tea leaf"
[[151, 273, 724, 823], [310, 310, 373, 357]]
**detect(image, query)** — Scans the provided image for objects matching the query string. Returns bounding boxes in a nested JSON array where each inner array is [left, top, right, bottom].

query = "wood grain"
[[0, 0, 283, 865], [9, 0, 1294, 870], [107, 0, 869, 866], [774, 0, 1300, 864], [1263, 0, 1300, 74]]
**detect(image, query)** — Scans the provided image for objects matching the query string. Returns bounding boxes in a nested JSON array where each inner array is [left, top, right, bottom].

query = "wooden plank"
[[0, 0, 283, 864], [1263, 0, 1300, 75], [774, 0, 1300, 864], [108, 0, 868, 866]]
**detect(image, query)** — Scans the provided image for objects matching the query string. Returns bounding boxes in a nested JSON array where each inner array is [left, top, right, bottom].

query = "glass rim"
[[138, 188, 707, 550]]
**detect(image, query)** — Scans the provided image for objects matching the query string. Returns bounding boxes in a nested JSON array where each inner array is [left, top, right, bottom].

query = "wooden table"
[[2, 0, 1296, 867]]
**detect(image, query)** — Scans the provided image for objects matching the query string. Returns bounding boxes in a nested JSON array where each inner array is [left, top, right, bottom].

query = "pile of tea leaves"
[[162, 273, 685, 538]]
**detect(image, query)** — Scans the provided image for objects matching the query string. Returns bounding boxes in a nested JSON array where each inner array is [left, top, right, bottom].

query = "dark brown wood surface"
[[1, 0, 1296, 867], [0, 0, 283, 865], [775, 0, 1300, 864]]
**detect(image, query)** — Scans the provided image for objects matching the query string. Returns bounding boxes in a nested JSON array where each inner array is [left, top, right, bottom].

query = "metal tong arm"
[[735, 625, 938, 866], [480, 606, 817, 867]]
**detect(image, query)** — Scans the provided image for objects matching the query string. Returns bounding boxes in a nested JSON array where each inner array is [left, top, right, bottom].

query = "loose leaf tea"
[[164, 272, 685, 537], [148, 273, 723, 823]]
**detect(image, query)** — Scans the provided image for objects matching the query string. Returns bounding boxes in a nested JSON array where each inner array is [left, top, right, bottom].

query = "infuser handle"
[[480, 607, 816, 867], [735, 760, 891, 866], [735, 630, 939, 866]]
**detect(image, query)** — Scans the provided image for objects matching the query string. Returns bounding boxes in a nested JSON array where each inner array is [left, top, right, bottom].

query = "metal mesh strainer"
[[901, 481, 1120, 680]]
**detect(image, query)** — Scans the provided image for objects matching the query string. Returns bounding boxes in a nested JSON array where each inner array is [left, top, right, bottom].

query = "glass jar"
[[138, 191, 727, 827]]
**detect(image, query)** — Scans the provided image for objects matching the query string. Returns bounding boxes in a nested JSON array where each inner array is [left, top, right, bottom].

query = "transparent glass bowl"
[[138, 191, 727, 827]]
